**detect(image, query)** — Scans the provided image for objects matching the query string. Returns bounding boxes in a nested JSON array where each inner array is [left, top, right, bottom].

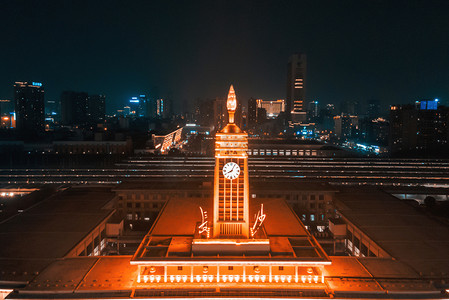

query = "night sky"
[[1, 0, 449, 114]]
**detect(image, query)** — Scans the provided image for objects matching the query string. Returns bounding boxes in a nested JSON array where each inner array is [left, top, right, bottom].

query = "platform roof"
[[115, 179, 338, 193], [8, 256, 446, 299]]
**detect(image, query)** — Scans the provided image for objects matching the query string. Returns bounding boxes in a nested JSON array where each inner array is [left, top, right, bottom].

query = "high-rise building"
[[154, 98, 172, 119], [257, 107, 267, 124], [87, 94, 106, 123], [123, 106, 131, 116], [14, 81, 45, 134], [389, 100, 448, 155], [127, 95, 147, 117], [0, 99, 14, 116], [366, 117, 389, 146], [45, 99, 60, 116], [286, 53, 307, 122], [60, 91, 88, 126], [247, 97, 258, 128], [256, 99, 285, 119], [367, 99, 380, 120], [129, 97, 140, 116], [195, 98, 214, 127], [340, 99, 359, 116], [138, 95, 147, 117], [308, 101, 319, 119], [334, 114, 358, 140]]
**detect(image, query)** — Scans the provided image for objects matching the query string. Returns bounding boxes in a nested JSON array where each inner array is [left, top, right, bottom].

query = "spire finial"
[[227, 85, 237, 123]]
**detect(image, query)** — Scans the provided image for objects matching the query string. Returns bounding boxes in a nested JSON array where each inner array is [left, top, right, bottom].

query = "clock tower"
[[213, 85, 250, 238]]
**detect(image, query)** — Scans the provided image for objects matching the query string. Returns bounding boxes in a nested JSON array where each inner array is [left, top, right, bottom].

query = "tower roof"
[[226, 85, 237, 113], [220, 85, 242, 133]]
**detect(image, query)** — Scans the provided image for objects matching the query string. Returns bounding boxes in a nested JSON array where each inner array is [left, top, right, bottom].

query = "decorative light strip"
[[137, 274, 324, 284], [131, 261, 331, 266], [192, 239, 269, 245]]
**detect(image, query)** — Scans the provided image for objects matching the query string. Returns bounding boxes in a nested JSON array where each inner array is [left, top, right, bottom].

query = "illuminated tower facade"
[[286, 53, 307, 122], [213, 85, 250, 238]]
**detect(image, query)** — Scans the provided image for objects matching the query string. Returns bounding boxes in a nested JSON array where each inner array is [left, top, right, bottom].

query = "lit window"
[[310, 214, 315, 221]]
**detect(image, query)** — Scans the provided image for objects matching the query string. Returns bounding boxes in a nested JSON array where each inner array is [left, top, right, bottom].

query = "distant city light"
[[32, 82, 42, 87], [420, 100, 438, 110]]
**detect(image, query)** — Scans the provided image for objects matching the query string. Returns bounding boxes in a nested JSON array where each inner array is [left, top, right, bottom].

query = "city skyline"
[[1, 0, 449, 113]]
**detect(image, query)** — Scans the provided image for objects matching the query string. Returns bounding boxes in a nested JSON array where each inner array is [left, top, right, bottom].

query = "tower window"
[[178, 266, 183, 271], [279, 266, 284, 271]]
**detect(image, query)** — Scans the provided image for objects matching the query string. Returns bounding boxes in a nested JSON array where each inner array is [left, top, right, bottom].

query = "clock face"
[[222, 162, 240, 180]]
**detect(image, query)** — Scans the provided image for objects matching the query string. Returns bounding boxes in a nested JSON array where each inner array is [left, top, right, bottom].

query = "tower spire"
[[227, 85, 237, 123]]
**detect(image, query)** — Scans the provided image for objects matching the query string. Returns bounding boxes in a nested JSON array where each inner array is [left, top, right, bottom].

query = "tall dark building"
[[156, 98, 171, 119], [308, 101, 319, 120], [14, 81, 45, 134], [195, 98, 214, 127], [87, 94, 106, 123], [146, 98, 157, 119], [60, 91, 88, 126], [341, 99, 360, 116], [367, 99, 380, 120], [389, 100, 448, 155], [318, 104, 336, 131], [128, 95, 146, 117], [286, 53, 307, 122], [0, 99, 14, 116], [247, 97, 257, 128], [257, 107, 267, 124]]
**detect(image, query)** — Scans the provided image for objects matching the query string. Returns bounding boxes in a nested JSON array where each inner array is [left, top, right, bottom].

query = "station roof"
[[131, 196, 329, 263], [0, 187, 115, 284], [335, 186, 449, 276]]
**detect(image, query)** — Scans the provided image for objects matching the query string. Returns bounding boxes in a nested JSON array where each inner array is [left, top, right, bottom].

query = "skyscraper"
[[307, 101, 319, 119], [247, 97, 257, 128], [60, 91, 88, 126], [127, 95, 147, 117], [367, 99, 380, 120], [14, 81, 45, 134], [152, 98, 172, 119], [389, 100, 448, 155], [340, 99, 359, 116], [286, 53, 307, 122], [0, 99, 14, 116], [195, 98, 214, 127], [87, 94, 106, 123]]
